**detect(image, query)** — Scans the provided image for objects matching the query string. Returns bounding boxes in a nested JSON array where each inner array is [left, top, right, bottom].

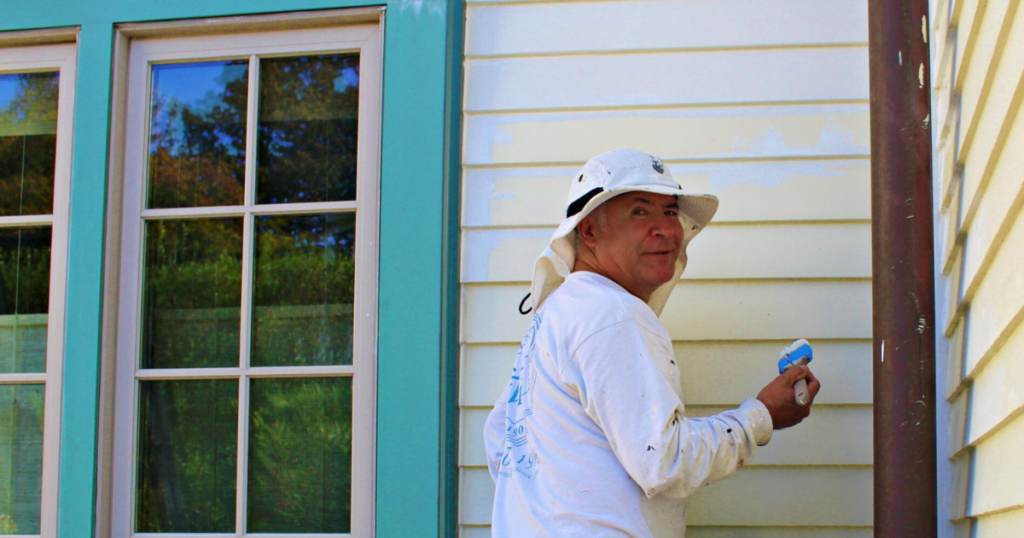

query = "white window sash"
[[0, 40, 77, 538], [108, 20, 381, 538]]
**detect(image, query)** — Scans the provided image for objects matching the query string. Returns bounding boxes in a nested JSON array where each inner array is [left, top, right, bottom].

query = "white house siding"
[[458, 1, 873, 536], [932, 0, 1024, 534]]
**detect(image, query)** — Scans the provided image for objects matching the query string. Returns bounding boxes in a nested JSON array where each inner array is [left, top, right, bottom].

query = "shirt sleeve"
[[484, 383, 510, 483], [566, 319, 773, 499]]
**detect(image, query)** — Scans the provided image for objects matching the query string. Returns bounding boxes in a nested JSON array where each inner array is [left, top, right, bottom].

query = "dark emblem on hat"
[[651, 157, 665, 174]]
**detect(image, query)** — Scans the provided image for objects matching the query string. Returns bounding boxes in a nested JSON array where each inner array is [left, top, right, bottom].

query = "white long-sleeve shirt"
[[484, 272, 774, 537]]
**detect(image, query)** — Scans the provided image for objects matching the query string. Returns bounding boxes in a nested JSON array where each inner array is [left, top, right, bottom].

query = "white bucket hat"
[[526, 148, 719, 316]]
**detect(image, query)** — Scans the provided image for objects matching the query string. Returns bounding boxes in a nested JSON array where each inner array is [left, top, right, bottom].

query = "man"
[[484, 148, 821, 537]]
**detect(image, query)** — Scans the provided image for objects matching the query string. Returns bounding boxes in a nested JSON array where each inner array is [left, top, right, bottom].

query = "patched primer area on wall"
[[457, 0, 874, 536]]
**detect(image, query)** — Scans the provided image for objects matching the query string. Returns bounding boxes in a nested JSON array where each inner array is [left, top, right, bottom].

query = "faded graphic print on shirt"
[[500, 313, 542, 479]]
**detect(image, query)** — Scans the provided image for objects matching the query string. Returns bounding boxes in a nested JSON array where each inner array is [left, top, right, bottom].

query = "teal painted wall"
[[1, 2, 461, 537]]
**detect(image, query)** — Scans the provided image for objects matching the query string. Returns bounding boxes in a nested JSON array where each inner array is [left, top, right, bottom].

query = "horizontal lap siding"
[[459, 0, 872, 535], [933, 0, 1024, 531], [463, 341, 873, 408], [463, 107, 870, 166]]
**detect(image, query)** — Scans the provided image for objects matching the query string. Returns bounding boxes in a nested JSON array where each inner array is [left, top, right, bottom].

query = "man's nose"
[[651, 216, 682, 239]]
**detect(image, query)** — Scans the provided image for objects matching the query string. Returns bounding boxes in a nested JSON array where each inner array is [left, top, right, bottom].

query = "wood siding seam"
[[939, 102, 962, 208], [942, 172, 965, 275], [460, 463, 875, 470], [952, 0, 988, 94], [463, 155, 872, 170], [943, 252, 965, 336], [461, 219, 874, 231], [956, 0, 1021, 161], [464, 42, 869, 61], [938, 90, 961, 152], [965, 501, 1024, 521], [934, 0, 953, 51], [461, 338, 874, 347], [946, 319, 968, 400], [463, 99, 873, 116], [956, 164, 1024, 309], [961, 302, 1024, 383], [949, 389, 971, 455], [963, 400, 1024, 451], [936, 26, 959, 94], [954, 49, 1024, 242], [951, 0, 967, 27], [462, 277, 873, 287], [462, 404, 875, 411], [959, 191, 1024, 306], [949, 448, 974, 520]]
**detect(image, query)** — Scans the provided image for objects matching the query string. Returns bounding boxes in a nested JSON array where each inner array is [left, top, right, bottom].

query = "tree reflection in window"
[[147, 61, 248, 209], [257, 54, 359, 204], [134, 52, 362, 533], [0, 72, 58, 217]]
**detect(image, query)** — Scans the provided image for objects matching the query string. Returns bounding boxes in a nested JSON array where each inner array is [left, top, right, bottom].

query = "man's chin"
[[645, 267, 678, 287]]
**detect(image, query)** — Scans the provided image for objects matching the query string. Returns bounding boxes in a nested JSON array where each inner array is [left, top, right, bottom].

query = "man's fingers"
[[804, 368, 822, 398]]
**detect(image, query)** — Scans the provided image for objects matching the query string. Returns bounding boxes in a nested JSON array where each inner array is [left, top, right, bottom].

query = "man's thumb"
[[782, 365, 809, 382]]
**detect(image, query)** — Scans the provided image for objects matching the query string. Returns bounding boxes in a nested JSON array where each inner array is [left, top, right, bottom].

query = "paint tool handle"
[[793, 378, 809, 406]]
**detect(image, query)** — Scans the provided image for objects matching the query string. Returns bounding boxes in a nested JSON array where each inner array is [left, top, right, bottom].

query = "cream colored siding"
[[459, 0, 873, 536], [933, 0, 1024, 533]]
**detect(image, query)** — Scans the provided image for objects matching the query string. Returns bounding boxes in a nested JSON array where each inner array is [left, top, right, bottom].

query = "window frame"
[[107, 23, 381, 538], [0, 41, 77, 538]]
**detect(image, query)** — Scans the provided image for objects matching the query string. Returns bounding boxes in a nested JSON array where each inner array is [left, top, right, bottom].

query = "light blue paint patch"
[[700, 161, 847, 191], [462, 167, 578, 227], [494, 126, 514, 146], [462, 228, 554, 282]]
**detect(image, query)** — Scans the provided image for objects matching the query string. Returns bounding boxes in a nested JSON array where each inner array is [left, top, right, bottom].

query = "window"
[[110, 24, 380, 537], [0, 42, 76, 538]]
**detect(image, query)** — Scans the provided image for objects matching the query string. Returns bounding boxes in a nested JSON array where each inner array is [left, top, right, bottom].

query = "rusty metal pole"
[[868, 0, 938, 536]]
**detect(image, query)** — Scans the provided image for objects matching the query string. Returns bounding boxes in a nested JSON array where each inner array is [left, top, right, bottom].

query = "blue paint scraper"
[[778, 339, 814, 406]]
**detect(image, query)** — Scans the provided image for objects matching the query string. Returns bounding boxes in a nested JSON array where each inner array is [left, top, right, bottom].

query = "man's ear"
[[576, 215, 599, 248]]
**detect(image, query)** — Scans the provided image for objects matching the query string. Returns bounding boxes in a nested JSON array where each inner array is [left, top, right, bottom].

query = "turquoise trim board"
[[438, 0, 466, 534], [1, 2, 463, 537]]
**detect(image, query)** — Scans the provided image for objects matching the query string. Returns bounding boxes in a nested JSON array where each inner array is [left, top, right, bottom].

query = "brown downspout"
[[868, 0, 938, 536]]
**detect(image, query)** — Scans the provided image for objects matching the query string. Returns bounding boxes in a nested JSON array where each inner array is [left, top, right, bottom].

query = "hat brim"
[[550, 185, 719, 244]]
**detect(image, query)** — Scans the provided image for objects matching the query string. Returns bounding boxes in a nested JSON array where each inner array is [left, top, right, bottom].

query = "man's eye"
[[633, 209, 647, 215], [665, 210, 678, 216]]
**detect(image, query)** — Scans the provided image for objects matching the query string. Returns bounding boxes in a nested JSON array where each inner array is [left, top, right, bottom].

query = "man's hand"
[[756, 366, 821, 430]]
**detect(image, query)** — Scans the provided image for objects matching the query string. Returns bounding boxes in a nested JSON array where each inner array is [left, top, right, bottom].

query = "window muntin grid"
[[0, 42, 77, 538], [112, 25, 380, 538]]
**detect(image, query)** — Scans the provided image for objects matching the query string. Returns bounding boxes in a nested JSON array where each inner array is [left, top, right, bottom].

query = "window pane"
[[247, 377, 351, 533], [0, 228, 50, 374], [255, 54, 359, 204], [0, 72, 58, 217], [0, 384, 44, 535], [251, 213, 354, 367], [135, 380, 237, 533], [141, 219, 242, 369], [148, 61, 248, 209]]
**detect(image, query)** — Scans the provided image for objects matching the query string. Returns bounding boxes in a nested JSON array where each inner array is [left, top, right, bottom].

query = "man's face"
[[582, 192, 683, 300]]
